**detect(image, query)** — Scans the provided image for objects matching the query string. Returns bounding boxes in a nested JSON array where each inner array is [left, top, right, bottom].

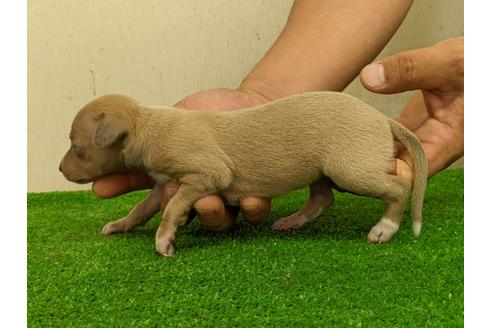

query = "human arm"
[[240, 0, 413, 99]]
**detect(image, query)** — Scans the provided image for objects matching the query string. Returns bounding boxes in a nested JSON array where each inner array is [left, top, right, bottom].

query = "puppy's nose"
[[59, 163, 63, 173]]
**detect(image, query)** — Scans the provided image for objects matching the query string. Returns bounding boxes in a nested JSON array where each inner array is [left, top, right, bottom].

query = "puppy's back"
[[211, 92, 394, 199], [214, 91, 391, 156]]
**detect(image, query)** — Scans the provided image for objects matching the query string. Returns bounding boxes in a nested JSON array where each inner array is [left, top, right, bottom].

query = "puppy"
[[60, 92, 427, 256]]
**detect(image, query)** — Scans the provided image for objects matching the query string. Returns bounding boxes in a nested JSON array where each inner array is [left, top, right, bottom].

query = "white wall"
[[28, 0, 464, 192]]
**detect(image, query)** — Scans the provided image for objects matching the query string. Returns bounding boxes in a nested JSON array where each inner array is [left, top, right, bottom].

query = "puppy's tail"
[[388, 119, 428, 237]]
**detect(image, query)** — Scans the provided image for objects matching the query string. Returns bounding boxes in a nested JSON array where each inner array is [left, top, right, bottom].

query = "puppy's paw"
[[367, 218, 400, 244], [101, 217, 131, 235], [272, 214, 307, 231], [155, 236, 175, 256], [156, 240, 174, 256]]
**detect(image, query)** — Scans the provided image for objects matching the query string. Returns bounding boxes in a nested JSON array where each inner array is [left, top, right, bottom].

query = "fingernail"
[[363, 63, 385, 88]]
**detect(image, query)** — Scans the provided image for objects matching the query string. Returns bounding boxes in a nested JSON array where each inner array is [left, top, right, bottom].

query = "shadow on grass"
[[100, 191, 394, 255]]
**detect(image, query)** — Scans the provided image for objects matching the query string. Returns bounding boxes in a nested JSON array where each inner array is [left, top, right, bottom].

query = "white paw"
[[155, 236, 175, 256], [367, 218, 400, 244], [272, 214, 306, 231]]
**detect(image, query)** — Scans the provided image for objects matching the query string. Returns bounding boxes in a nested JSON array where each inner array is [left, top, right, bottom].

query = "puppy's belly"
[[219, 171, 322, 205]]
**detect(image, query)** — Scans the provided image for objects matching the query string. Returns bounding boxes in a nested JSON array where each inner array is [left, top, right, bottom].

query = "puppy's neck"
[[122, 105, 181, 171]]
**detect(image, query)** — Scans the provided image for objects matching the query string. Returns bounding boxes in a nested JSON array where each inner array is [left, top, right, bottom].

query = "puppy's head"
[[59, 94, 138, 184]]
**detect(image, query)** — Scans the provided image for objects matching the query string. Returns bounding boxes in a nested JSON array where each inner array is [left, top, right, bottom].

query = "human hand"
[[92, 87, 272, 231], [361, 36, 464, 179]]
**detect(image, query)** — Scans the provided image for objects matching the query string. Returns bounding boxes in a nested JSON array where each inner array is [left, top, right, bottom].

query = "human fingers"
[[160, 182, 236, 231], [239, 197, 271, 225], [360, 37, 463, 94], [414, 117, 463, 177], [193, 195, 237, 232], [92, 170, 155, 198], [395, 91, 430, 132]]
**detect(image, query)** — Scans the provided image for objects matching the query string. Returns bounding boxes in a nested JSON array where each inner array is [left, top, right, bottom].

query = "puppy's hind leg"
[[102, 184, 164, 235], [367, 175, 411, 243], [272, 178, 334, 231]]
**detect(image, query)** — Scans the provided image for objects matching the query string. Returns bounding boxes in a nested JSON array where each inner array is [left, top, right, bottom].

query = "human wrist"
[[238, 75, 295, 103]]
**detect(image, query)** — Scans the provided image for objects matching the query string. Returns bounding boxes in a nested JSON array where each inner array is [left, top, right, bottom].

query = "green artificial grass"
[[28, 169, 463, 327]]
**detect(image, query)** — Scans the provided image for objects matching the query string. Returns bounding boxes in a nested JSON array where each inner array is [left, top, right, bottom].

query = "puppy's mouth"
[[62, 169, 102, 184]]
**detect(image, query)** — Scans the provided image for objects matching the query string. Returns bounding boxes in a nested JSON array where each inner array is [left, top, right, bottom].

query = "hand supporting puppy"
[[362, 36, 464, 179]]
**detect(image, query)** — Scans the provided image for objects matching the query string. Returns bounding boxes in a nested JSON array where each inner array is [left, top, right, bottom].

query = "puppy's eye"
[[71, 144, 84, 158]]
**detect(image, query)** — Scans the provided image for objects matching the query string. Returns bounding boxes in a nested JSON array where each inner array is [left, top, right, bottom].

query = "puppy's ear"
[[93, 112, 128, 148]]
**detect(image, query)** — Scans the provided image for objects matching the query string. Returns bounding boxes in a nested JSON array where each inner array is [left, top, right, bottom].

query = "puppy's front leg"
[[102, 184, 164, 235], [155, 182, 213, 256]]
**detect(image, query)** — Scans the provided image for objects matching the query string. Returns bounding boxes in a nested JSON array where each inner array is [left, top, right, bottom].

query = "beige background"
[[28, 0, 464, 192]]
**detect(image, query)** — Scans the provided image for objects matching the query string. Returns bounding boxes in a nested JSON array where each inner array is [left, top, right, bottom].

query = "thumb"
[[360, 45, 452, 94]]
